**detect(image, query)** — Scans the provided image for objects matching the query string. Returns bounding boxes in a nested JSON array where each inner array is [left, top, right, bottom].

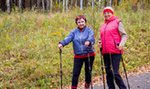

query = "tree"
[[42, 0, 45, 11], [1, 0, 150, 13], [104, 0, 107, 7], [58, 0, 60, 4], [109, 0, 112, 6], [98, 0, 102, 9], [19, 0, 23, 12], [80, 0, 83, 10], [63, 0, 65, 12], [46, 0, 50, 11], [37, 0, 41, 9], [66, 0, 68, 11], [50, 0, 52, 12], [6, 0, 11, 13], [0, 0, 6, 11], [70, 0, 74, 8], [92, 0, 94, 9]]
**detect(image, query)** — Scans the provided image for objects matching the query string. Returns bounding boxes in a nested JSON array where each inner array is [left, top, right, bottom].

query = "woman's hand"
[[84, 41, 90, 47], [58, 44, 63, 49], [117, 45, 123, 50], [98, 40, 102, 48]]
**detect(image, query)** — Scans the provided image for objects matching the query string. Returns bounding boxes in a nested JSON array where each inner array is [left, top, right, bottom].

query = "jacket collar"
[[77, 26, 87, 32], [105, 16, 118, 23]]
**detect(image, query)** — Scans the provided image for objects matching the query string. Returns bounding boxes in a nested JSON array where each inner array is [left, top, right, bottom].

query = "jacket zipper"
[[80, 31, 84, 54], [104, 23, 108, 52]]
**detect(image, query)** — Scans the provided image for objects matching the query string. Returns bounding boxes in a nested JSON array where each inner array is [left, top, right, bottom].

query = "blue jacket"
[[60, 26, 95, 55]]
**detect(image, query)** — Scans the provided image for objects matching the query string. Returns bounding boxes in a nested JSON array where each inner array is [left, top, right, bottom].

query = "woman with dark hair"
[[58, 15, 95, 89], [98, 7, 128, 89]]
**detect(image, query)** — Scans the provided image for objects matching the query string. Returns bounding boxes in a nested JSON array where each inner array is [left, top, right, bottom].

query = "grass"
[[0, 7, 150, 88]]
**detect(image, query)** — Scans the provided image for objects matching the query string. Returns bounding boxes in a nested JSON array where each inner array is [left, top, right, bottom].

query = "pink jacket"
[[100, 16, 123, 54]]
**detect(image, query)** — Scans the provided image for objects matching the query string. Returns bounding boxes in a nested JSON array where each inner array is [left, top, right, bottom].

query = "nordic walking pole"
[[119, 46, 130, 89], [87, 48, 93, 89], [59, 48, 63, 89], [100, 48, 106, 89], [121, 56, 130, 89]]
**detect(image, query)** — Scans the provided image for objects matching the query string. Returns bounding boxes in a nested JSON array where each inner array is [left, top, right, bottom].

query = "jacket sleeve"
[[118, 22, 128, 47], [59, 30, 74, 46], [87, 29, 95, 45]]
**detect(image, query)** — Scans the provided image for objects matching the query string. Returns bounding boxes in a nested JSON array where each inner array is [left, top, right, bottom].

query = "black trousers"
[[72, 56, 95, 88], [103, 54, 127, 89]]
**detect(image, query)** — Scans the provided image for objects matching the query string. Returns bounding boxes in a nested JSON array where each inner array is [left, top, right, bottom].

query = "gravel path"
[[93, 72, 150, 89]]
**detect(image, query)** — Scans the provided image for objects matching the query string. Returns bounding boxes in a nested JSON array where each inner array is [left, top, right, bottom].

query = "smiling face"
[[76, 18, 86, 29], [104, 12, 113, 20]]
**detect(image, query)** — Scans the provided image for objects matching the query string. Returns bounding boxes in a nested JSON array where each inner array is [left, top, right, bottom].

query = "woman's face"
[[104, 12, 113, 20], [76, 18, 86, 29]]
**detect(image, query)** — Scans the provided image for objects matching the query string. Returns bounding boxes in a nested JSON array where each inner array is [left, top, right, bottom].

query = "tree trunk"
[[113, 0, 120, 6], [6, 0, 11, 13], [104, 0, 107, 7], [1, 0, 6, 11], [99, 0, 101, 10], [34, 0, 37, 8], [58, 0, 60, 4], [42, 0, 45, 11], [92, 0, 94, 9], [84, 0, 88, 7], [117, 0, 121, 6], [46, 0, 50, 10], [70, 0, 73, 9], [66, 0, 68, 11], [63, 0, 65, 12], [19, 0, 23, 12], [12, 0, 18, 6], [109, 0, 112, 6], [22, 0, 25, 9], [31, 0, 37, 9], [30, 0, 32, 9], [77, 0, 80, 7], [70, 0, 73, 6], [37, 0, 41, 9], [50, 0, 52, 12], [80, 0, 83, 10], [75, 0, 77, 7]]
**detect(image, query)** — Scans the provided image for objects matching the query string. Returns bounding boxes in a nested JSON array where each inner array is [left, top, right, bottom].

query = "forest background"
[[0, 0, 150, 88]]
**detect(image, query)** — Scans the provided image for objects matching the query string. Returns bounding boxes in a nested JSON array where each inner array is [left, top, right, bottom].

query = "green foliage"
[[0, 8, 150, 88]]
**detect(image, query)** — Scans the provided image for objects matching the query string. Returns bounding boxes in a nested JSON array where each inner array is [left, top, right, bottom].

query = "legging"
[[103, 54, 126, 89], [71, 56, 95, 89]]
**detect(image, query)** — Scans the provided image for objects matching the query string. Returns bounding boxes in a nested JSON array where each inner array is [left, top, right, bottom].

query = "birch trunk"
[[19, 0, 22, 12], [42, 0, 45, 11], [109, 0, 112, 6], [92, 0, 94, 9], [80, 0, 83, 10], [66, 0, 68, 11], [6, 0, 11, 13], [50, 0, 52, 12], [63, 0, 65, 12]]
